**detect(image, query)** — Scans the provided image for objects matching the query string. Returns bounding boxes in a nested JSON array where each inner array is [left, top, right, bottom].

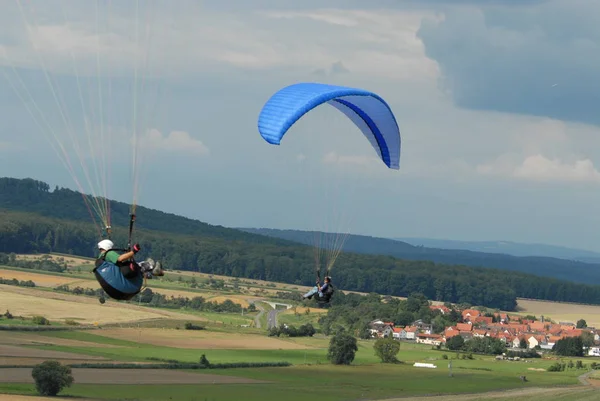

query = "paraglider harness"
[[315, 268, 335, 304], [92, 214, 147, 301]]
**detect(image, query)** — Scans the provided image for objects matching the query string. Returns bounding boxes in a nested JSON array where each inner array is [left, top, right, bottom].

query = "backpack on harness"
[[318, 283, 335, 303]]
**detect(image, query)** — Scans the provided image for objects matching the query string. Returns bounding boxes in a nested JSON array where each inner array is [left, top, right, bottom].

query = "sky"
[[2, 0, 600, 251]]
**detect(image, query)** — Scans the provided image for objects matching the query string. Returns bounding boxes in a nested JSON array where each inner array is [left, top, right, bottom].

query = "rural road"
[[252, 301, 265, 329], [248, 299, 282, 330], [267, 309, 282, 330]]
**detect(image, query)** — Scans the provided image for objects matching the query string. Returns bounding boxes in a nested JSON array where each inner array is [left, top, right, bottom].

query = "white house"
[[589, 347, 600, 357], [392, 328, 405, 340], [527, 336, 540, 349], [416, 333, 443, 346], [405, 326, 417, 340], [381, 325, 394, 338]]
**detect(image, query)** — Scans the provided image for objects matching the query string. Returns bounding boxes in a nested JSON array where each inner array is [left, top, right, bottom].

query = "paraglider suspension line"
[[127, 213, 136, 251]]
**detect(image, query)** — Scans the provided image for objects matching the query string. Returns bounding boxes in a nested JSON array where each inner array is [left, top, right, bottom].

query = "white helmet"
[[98, 239, 114, 251]]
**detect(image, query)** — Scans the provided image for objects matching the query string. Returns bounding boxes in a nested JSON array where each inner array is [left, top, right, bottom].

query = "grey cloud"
[[311, 61, 350, 77], [416, 0, 600, 126], [330, 61, 349, 75]]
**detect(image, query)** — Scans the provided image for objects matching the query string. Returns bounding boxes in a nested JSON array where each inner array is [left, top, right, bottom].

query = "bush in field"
[[184, 322, 205, 330], [199, 354, 210, 367], [31, 360, 74, 396], [327, 329, 358, 365], [32, 316, 50, 325], [373, 337, 401, 363]]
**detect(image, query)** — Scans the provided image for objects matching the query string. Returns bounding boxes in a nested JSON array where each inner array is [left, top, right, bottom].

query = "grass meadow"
[[2, 254, 600, 400]]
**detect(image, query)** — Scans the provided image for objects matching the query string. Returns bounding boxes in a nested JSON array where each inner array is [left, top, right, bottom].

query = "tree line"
[[5, 178, 600, 309], [6, 210, 600, 310], [318, 292, 464, 336]]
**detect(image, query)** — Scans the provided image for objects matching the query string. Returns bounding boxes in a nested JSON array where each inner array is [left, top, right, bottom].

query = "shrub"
[[184, 322, 205, 330], [32, 316, 50, 325], [31, 360, 74, 396]]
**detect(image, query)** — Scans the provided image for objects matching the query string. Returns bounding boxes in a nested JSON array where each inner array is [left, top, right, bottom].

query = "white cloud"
[[477, 154, 600, 183], [142, 129, 209, 156], [0, 3, 437, 82]]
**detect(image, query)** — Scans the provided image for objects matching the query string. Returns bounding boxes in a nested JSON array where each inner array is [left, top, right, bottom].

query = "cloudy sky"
[[2, 0, 600, 251]]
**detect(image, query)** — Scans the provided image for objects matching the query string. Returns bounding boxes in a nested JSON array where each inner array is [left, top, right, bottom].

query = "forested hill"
[[240, 228, 600, 286], [8, 208, 600, 310], [0, 177, 294, 246], [6, 176, 600, 310]]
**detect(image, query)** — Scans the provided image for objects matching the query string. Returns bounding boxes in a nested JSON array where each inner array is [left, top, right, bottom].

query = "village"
[[368, 305, 600, 357]]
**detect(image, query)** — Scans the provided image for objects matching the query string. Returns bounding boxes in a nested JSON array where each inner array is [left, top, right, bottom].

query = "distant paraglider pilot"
[[93, 239, 164, 301], [302, 276, 334, 303]]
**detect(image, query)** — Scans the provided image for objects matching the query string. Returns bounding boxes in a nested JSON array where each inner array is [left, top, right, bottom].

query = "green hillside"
[[240, 228, 600, 285], [4, 176, 600, 310]]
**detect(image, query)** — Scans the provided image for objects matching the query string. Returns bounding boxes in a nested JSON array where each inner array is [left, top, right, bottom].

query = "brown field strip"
[[0, 268, 82, 287], [281, 306, 328, 315], [381, 386, 595, 401], [0, 267, 255, 306], [92, 327, 316, 349], [16, 254, 94, 268], [0, 368, 270, 384], [207, 295, 251, 308], [0, 357, 120, 366], [0, 332, 121, 348], [0, 345, 106, 361], [515, 298, 600, 327], [0, 395, 96, 401], [0, 284, 206, 325]]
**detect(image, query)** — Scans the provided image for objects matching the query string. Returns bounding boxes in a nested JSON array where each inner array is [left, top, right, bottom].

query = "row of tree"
[[318, 292, 463, 336], [0, 253, 66, 272], [53, 284, 246, 314], [268, 323, 316, 338], [6, 178, 600, 309]]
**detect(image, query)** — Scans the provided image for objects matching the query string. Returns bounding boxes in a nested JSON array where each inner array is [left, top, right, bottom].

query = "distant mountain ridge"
[[394, 237, 600, 263], [239, 227, 600, 285]]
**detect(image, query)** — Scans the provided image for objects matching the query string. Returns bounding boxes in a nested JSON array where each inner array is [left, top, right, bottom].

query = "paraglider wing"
[[257, 82, 401, 169]]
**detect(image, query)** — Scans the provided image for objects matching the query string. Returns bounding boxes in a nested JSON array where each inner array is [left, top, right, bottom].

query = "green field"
[[0, 326, 594, 401], [0, 362, 587, 401], [1, 256, 599, 400]]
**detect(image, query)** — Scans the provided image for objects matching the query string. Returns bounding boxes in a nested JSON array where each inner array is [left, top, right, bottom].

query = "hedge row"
[[0, 361, 291, 369]]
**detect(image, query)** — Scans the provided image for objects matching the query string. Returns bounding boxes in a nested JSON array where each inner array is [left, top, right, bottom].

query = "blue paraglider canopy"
[[257, 82, 401, 169]]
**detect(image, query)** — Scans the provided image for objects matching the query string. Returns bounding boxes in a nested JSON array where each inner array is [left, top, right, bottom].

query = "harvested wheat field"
[[1, 368, 269, 384], [94, 327, 315, 349], [207, 295, 251, 308], [381, 386, 594, 401], [516, 298, 600, 327], [16, 254, 94, 268], [0, 285, 207, 325], [282, 306, 328, 315], [0, 268, 82, 287]]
